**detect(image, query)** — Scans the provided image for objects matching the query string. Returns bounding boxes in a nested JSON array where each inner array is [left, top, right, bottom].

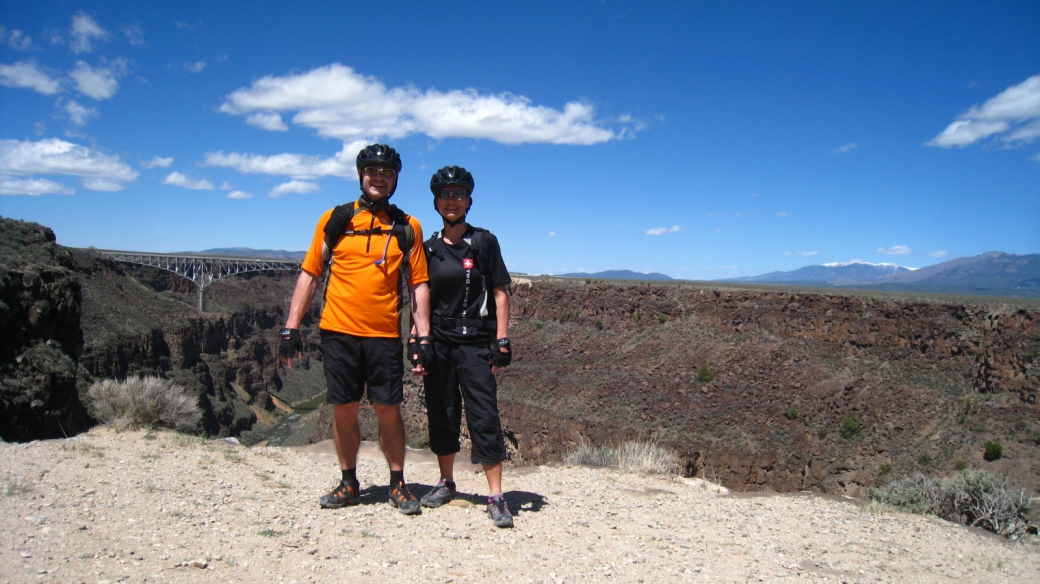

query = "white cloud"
[[1030, 152, 1040, 164], [219, 181, 234, 190], [0, 61, 62, 95], [797, 251, 819, 257], [64, 99, 99, 125], [548, 231, 556, 237], [714, 229, 723, 234], [122, 24, 145, 46], [202, 141, 365, 180], [162, 171, 214, 190], [834, 143, 858, 153], [268, 180, 320, 198], [776, 211, 788, 217], [0, 138, 138, 191], [0, 176, 74, 196], [246, 112, 289, 131], [927, 250, 949, 258], [227, 190, 252, 199], [646, 225, 681, 235], [928, 75, 1040, 148], [141, 156, 173, 168], [70, 58, 127, 100], [185, 61, 206, 73], [69, 13, 109, 54], [219, 64, 628, 145], [877, 245, 912, 256], [0, 26, 33, 50]]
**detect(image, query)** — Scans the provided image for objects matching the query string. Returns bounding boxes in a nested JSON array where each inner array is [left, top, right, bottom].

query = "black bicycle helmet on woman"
[[429, 165, 474, 195], [356, 144, 402, 196]]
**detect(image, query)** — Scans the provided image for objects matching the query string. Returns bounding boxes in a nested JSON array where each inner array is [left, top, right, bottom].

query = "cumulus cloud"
[[219, 64, 627, 145], [834, 143, 858, 153], [227, 190, 252, 199], [0, 176, 74, 196], [202, 141, 365, 180], [70, 58, 127, 100], [927, 250, 949, 258], [69, 13, 109, 54], [928, 75, 1040, 148], [269, 180, 320, 198], [141, 156, 173, 168], [0, 138, 138, 191], [878, 245, 912, 255], [184, 61, 206, 73], [0, 26, 33, 50], [646, 225, 681, 235], [246, 112, 289, 131], [162, 171, 214, 190], [0, 60, 63, 95], [122, 24, 145, 46], [64, 99, 99, 126]]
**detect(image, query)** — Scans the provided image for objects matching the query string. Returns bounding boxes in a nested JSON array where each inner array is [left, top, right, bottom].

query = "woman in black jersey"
[[408, 165, 514, 528]]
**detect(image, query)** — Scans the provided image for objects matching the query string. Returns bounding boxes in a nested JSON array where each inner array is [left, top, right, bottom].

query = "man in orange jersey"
[[278, 144, 431, 515]]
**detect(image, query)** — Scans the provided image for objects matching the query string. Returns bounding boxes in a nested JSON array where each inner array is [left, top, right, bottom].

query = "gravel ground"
[[2, 428, 1038, 583]]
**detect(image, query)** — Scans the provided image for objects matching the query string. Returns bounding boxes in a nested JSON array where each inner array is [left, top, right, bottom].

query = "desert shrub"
[[695, 364, 714, 383], [585, 278, 591, 284], [784, 405, 798, 420], [565, 441, 619, 467], [1014, 418, 1027, 431], [954, 459, 968, 471], [840, 415, 862, 439], [657, 314, 667, 324], [879, 463, 892, 476], [1034, 434, 1040, 446], [817, 428, 828, 439], [594, 319, 603, 330], [535, 322, 543, 329], [984, 440, 1003, 461], [870, 470, 1029, 539], [635, 309, 641, 322], [564, 440, 679, 475], [84, 376, 201, 432], [617, 441, 680, 475]]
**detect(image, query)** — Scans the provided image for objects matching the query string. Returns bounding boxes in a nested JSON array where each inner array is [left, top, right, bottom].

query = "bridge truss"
[[96, 250, 301, 312]]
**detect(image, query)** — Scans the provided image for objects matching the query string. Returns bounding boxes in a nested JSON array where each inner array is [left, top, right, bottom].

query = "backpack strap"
[[322, 202, 357, 275]]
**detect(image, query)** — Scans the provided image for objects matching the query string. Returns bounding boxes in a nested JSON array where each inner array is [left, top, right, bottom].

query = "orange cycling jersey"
[[301, 205, 428, 338]]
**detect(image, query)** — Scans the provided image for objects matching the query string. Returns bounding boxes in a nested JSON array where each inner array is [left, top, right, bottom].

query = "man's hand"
[[409, 336, 431, 376], [490, 337, 511, 373], [278, 328, 303, 368]]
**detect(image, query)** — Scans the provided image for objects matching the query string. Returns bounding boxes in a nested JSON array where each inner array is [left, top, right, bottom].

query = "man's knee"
[[371, 403, 402, 422]]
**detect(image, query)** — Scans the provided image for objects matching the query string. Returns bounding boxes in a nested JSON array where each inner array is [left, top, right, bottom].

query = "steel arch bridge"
[[95, 250, 301, 311]]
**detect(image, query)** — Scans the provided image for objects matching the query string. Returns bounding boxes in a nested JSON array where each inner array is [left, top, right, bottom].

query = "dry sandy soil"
[[2, 429, 1038, 583]]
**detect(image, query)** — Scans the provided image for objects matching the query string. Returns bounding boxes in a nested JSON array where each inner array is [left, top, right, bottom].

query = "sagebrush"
[[870, 470, 1029, 539], [84, 376, 201, 432], [565, 440, 679, 475]]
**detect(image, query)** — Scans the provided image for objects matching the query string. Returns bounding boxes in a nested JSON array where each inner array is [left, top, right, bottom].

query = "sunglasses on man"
[[363, 167, 397, 178]]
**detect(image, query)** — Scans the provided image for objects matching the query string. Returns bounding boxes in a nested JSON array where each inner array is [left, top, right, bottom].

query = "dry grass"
[[83, 376, 201, 433], [565, 440, 680, 476]]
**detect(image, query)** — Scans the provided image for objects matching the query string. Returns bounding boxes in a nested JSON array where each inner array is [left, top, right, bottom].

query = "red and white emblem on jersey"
[[462, 258, 474, 269]]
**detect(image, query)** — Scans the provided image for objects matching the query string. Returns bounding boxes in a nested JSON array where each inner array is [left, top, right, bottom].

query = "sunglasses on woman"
[[436, 190, 469, 200]]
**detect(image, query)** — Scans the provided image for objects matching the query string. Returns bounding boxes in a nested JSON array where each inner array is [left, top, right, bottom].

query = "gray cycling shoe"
[[487, 494, 513, 528], [421, 479, 457, 508], [389, 482, 421, 515]]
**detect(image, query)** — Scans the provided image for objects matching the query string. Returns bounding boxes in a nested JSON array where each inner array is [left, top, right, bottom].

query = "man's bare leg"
[[372, 403, 406, 472], [332, 403, 361, 470]]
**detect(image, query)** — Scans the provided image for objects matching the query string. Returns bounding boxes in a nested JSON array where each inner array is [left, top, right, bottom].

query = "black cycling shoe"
[[420, 479, 457, 508], [320, 481, 360, 509], [389, 482, 421, 515]]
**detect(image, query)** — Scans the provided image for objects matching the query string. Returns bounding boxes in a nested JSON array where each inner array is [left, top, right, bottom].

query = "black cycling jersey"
[[425, 226, 510, 345]]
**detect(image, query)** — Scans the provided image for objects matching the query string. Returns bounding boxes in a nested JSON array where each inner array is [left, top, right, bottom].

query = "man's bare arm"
[[280, 270, 319, 367]]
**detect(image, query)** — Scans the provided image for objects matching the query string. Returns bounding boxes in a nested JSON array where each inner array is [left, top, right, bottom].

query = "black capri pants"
[[424, 341, 507, 465]]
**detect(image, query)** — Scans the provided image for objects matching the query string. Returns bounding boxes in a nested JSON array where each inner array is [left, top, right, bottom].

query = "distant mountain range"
[[184, 248, 307, 260], [559, 270, 674, 281], [719, 252, 1040, 297]]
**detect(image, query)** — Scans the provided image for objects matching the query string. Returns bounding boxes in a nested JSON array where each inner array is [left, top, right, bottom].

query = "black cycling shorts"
[[423, 342, 506, 465], [320, 330, 404, 406]]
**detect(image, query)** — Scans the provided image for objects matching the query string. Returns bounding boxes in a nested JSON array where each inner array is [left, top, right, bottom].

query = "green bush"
[[594, 319, 603, 330], [695, 364, 714, 383], [840, 415, 862, 439], [879, 463, 892, 476], [1034, 434, 1040, 446], [984, 440, 1003, 461], [870, 469, 1029, 538], [784, 405, 799, 420], [84, 376, 201, 432], [817, 428, 828, 439], [954, 459, 968, 471], [535, 322, 543, 329], [657, 314, 667, 324]]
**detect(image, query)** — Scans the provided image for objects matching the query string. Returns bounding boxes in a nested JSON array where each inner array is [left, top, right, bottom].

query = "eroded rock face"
[[500, 281, 1039, 496]]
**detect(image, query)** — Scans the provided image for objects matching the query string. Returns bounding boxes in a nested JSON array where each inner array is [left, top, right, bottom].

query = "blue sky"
[[1, 1, 1037, 279]]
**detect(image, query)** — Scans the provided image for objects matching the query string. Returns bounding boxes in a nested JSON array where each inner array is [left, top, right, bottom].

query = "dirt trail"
[[2, 429, 1037, 583]]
